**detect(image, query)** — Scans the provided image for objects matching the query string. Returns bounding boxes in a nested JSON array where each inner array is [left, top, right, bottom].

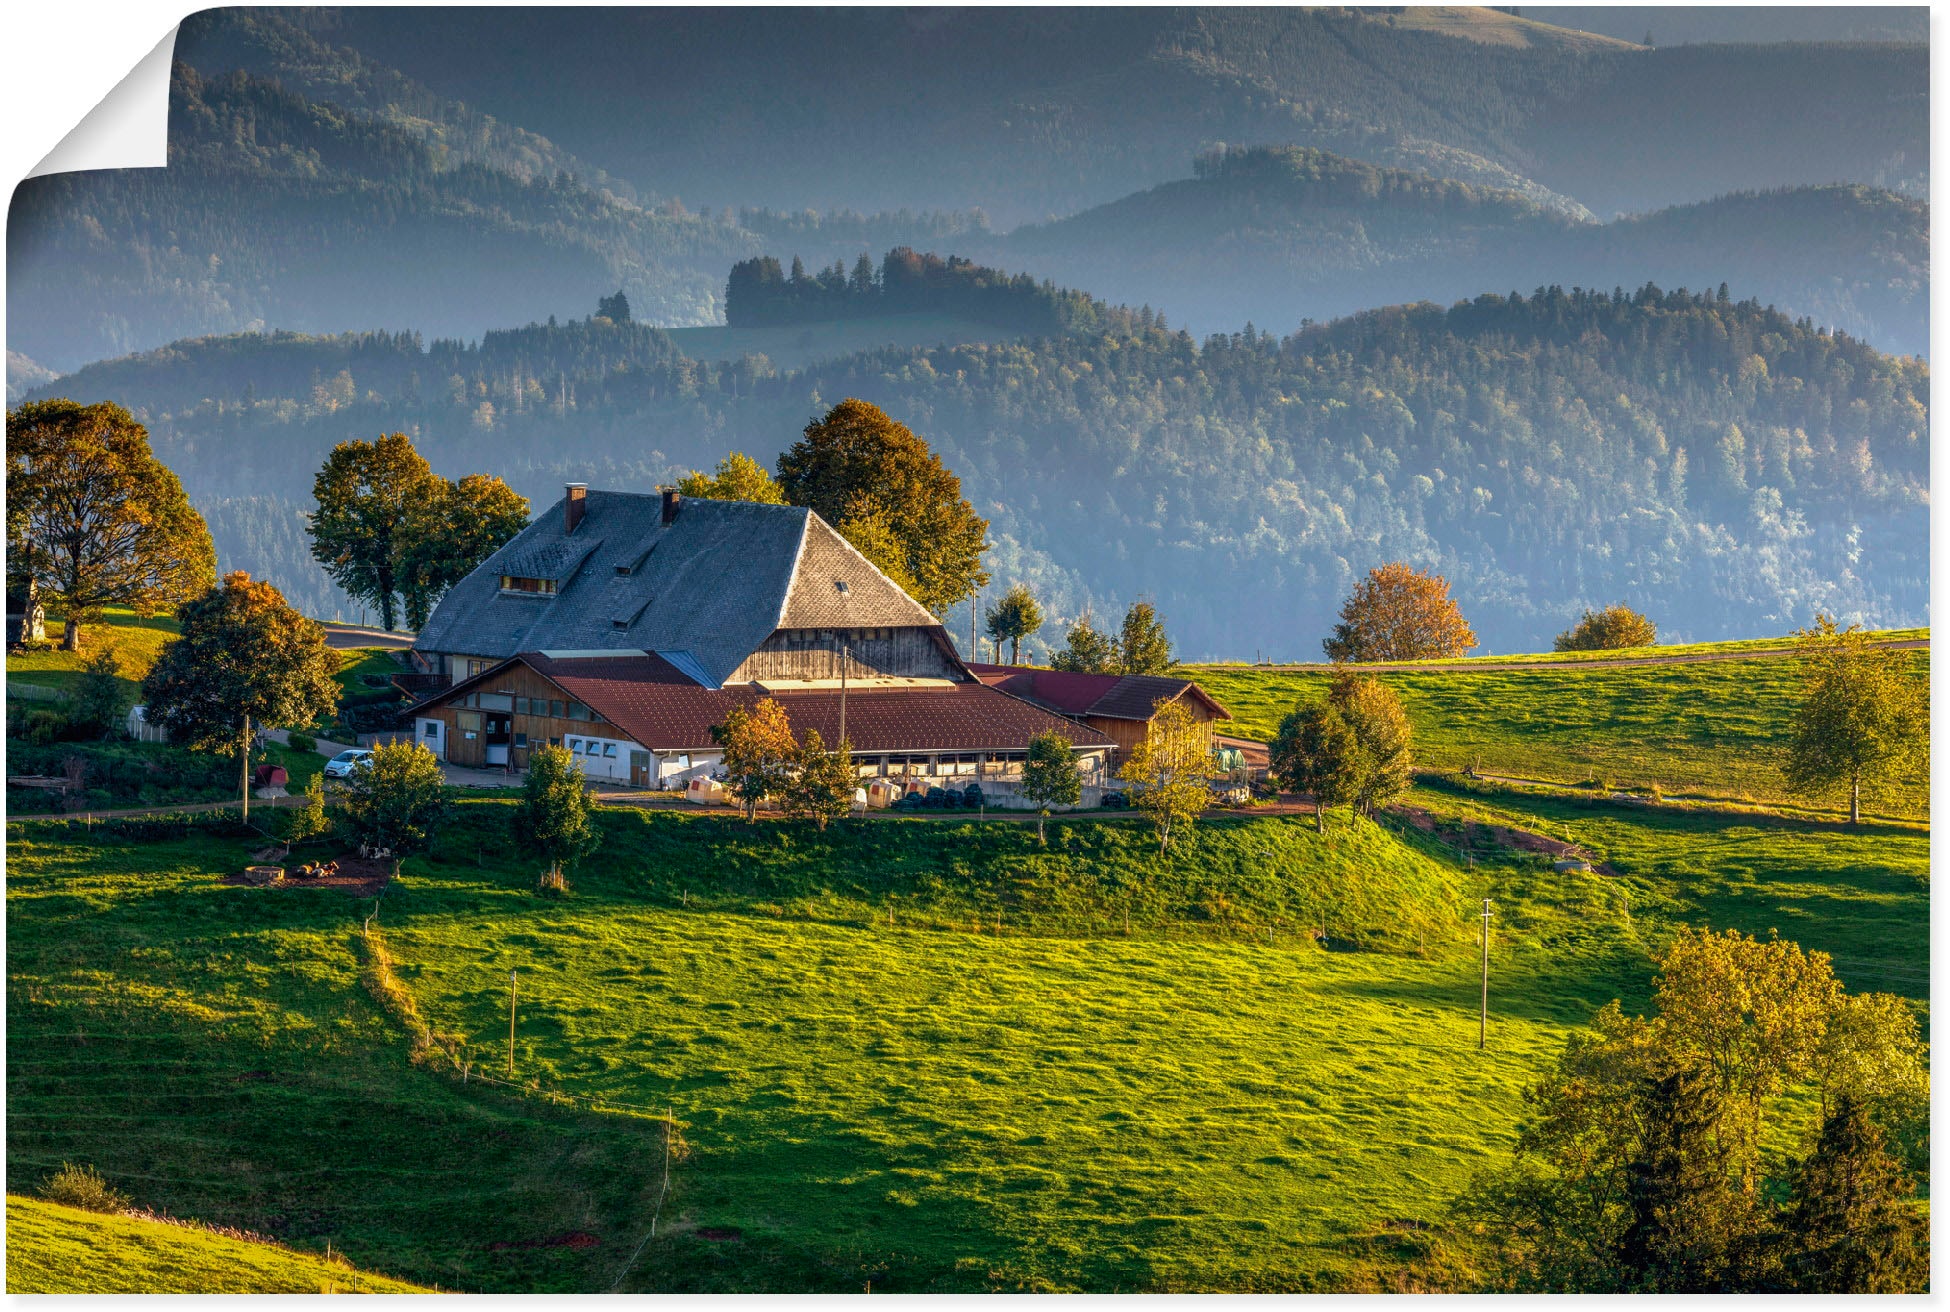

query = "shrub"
[[40, 1162, 129, 1213], [287, 731, 317, 754], [1554, 604, 1657, 651], [23, 708, 70, 745]]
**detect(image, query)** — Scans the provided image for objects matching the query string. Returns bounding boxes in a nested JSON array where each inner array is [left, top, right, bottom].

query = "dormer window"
[[500, 575, 557, 595]]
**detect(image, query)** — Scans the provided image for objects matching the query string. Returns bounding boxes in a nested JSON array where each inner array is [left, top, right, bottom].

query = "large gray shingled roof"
[[414, 490, 941, 688]]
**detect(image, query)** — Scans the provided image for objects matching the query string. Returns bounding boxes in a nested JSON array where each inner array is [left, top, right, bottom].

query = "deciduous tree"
[[1118, 698, 1211, 850], [783, 729, 856, 831], [676, 452, 787, 504], [398, 472, 530, 631], [1019, 727, 1081, 844], [1271, 700, 1360, 831], [1328, 672, 1413, 815], [1049, 612, 1116, 673], [1454, 927, 1929, 1293], [1324, 562, 1476, 662], [1782, 616, 1926, 823], [775, 398, 990, 613], [307, 433, 436, 632], [1117, 600, 1173, 675], [513, 743, 602, 891], [712, 697, 796, 821], [140, 571, 340, 822], [984, 583, 1044, 664], [335, 740, 451, 874], [1556, 605, 1657, 652], [6, 399, 216, 651]]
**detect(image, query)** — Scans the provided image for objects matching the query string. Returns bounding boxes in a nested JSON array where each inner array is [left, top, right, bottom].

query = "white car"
[[322, 748, 375, 779]]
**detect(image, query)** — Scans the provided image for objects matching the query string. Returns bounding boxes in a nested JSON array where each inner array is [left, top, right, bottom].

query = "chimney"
[[564, 483, 587, 534], [661, 488, 681, 525]]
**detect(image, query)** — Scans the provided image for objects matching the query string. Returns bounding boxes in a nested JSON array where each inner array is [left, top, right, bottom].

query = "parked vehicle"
[[1099, 789, 1128, 809], [322, 749, 375, 779]]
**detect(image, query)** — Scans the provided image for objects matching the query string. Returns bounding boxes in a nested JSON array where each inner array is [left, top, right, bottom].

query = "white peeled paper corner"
[[28, 24, 179, 178]]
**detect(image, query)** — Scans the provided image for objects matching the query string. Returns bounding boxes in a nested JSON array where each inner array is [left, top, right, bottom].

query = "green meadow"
[[1187, 635, 1930, 820], [6, 1196, 429, 1294], [8, 776, 1925, 1291]]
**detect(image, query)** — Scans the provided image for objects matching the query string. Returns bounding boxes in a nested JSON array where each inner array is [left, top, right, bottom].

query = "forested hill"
[[33, 286, 1927, 656], [992, 147, 1930, 355], [314, 7, 1925, 223]]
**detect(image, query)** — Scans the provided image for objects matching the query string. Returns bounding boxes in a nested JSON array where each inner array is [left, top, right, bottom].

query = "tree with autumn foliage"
[[712, 697, 797, 821], [6, 399, 216, 651], [676, 451, 787, 504], [1556, 605, 1658, 651], [1324, 562, 1477, 662], [1453, 927, 1928, 1292], [775, 398, 990, 613], [1118, 697, 1213, 850]]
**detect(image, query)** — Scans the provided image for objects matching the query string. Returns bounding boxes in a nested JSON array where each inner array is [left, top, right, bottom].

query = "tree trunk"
[[1011, 635, 1021, 664], [378, 589, 397, 632], [1037, 811, 1046, 845], [1851, 775, 1861, 825], [1314, 799, 1324, 833], [61, 617, 80, 651], [240, 713, 252, 824]]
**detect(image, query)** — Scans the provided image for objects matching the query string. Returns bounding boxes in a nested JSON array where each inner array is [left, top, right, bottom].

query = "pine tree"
[[1772, 1095, 1926, 1292]]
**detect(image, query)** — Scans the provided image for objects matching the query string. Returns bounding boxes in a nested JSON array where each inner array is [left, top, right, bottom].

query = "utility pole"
[[1479, 898, 1494, 1051], [838, 641, 849, 746], [239, 713, 252, 824], [507, 969, 518, 1076]]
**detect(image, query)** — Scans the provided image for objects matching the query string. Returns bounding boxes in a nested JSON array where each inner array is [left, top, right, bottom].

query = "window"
[[667, 753, 690, 771], [602, 743, 616, 758], [549, 737, 561, 748], [514, 733, 528, 748], [567, 701, 590, 721], [422, 720, 440, 739], [585, 740, 600, 755], [550, 699, 566, 718], [499, 575, 557, 595]]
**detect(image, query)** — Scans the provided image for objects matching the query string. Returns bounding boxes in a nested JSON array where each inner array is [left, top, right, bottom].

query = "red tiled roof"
[[964, 663, 1230, 722], [424, 652, 1113, 754]]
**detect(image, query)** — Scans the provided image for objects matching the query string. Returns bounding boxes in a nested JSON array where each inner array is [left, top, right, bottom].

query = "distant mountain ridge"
[[314, 6, 1926, 220], [986, 147, 1929, 354]]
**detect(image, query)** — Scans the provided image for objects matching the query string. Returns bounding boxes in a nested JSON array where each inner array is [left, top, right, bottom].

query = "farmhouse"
[[965, 664, 1231, 768], [406, 486, 1113, 788]]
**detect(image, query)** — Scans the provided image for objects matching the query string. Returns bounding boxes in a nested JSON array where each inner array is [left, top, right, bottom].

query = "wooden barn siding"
[[727, 626, 961, 683], [429, 663, 640, 770], [1089, 695, 1226, 769]]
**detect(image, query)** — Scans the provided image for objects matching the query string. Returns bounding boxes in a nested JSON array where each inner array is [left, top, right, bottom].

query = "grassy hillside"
[[8, 782, 1925, 1291], [1187, 638, 1930, 821], [6, 1196, 429, 1293]]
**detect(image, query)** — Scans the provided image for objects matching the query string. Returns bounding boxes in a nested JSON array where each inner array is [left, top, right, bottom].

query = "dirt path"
[[1393, 803, 1613, 874], [1210, 636, 1927, 676]]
